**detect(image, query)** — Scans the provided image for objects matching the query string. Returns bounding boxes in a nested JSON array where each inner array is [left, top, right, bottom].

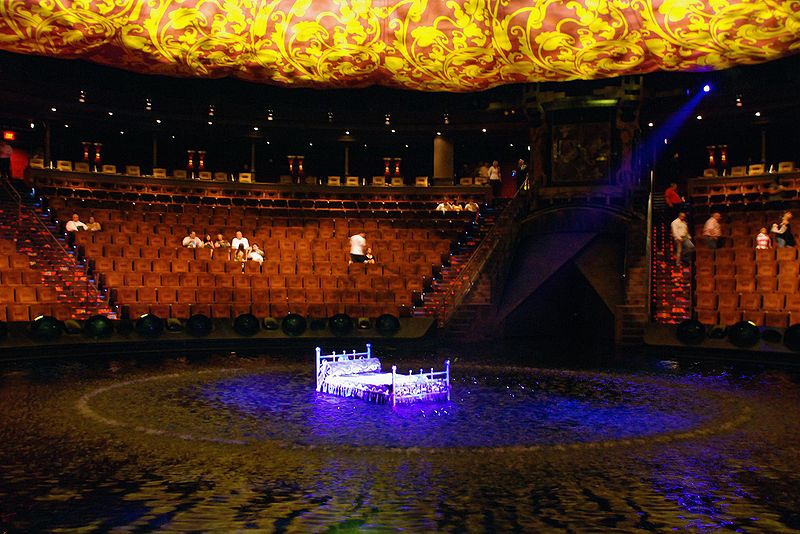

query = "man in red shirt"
[[664, 182, 685, 217]]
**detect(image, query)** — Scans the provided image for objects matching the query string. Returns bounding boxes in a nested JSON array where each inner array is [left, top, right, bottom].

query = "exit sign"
[[2, 131, 14, 141]]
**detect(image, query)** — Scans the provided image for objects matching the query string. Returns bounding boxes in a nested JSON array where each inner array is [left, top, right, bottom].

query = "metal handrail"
[[0, 176, 103, 299], [437, 187, 531, 327]]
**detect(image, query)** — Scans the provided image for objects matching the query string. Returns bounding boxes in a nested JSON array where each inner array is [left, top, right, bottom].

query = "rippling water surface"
[[1, 348, 799, 532]]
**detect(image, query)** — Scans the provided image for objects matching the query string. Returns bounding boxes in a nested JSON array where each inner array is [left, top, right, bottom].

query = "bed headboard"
[[315, 345, 374, 391]]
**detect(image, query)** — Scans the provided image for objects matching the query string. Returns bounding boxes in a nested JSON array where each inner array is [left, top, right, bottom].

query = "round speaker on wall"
[[676, 319, 705, 345], [281, 313, 307, 336], [185, 314, 213, 337], [329, 313, 354, 336], [783, 323, 800, 351], [0, 320, 8, 340], [727, 320, 760, 348], [233, 313, 260, 337], [375, 314, 401, 336], [83, 315, 114, 339], [135, 314, 164, 338], [30, 315, 63, 341]]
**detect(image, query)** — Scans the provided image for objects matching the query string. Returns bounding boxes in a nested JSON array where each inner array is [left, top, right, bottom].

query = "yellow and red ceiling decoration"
[[0, 0, 798, 91]]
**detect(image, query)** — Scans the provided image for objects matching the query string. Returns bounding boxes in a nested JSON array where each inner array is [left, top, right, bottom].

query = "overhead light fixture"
[[107, 111, 113, 116], [391, 129, 396, 133], [78, 90, 86, 103], [345, 130, 350, 135], [64, 124, 69, 128], [648, 122, 654, 127], [253, 126, 259, 131], [145, 98, 152, 111], [754, 111, 761, 117], [309, 142, 313, 146], [702, 84, 711, 93], [735, 96, 743, 107], [50, 107, 57, 112], [208, 105, 215, 117], [207, 120, 213, 125], [481, 128, 487, 133], [443, 113, 450, 125], [156, 119, 162, 124], [509, 143, 514, 147], [696, 115, 703, 120], [267, 109, 274, 121], [384, 113, 391, 125], [436, 131, 441, 136], [404, 144, 409, 148], [120, 130, 125, 135], [29, 122, 35, 129]]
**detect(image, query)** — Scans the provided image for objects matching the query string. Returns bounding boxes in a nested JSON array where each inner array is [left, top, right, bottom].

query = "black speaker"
[[135, 314, 164, 338], [375, 314, 401, 336], [281, 313, 307, 336], [83, 315, 114, 339], [727, 321, 760, 348], [233, 313, 260, 336], [329, 313, 353, 335], [676, 319, 705, 345], [30, 315, 63, 341], [186, 314, 213, 337]]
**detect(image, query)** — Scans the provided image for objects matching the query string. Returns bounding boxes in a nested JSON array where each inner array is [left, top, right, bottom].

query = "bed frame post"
[[366, 343, 371, 359], [315, 346, 321, 391], [445, 359, 451, 401], [391, 365, 397, 407]]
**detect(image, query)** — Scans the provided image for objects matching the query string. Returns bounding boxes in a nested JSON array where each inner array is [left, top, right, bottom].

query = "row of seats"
[[695, 309, 792, 328], [118, 302, 402, 321], [0, 253, 32, 270], [0, 286, 58, 303], [103, 273, 426, 291], [0, 303, 76, 322], [113, 287, 412, 306]]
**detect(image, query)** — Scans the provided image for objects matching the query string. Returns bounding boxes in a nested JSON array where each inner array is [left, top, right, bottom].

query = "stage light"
[[735, 96, 743, 107], [443, 113, 450, 125], [145, 98, 152, 111], [208, 105, 215, 116], [357, 317, 371, 330], [64, 124, 69, 128], [703, 84, 711, 93], [267, 109, 274, 121], [754, 111, 761, 117], [135, 314, 164, 338], [83, 315, 114, 339], [233, 313, 260, 336], [156, 119, 162, 124], [696, 115, 702, 120], [404, 144, 409, 148], [165, 318, 184, 332], [648, 122, 654, 127], [30, 315, 63, 341], [345, 130, 350, 135], [107, 111, 113, 116], [309, 142, 313, 146], [50, 107, 57, 112], [376, 314, 401, 336], [281, 313, 307, 336], [30, 123, 35, 129], [78, 90, 86, 103], [509, 143, 514, 147], [436, 131, 441, 136], [119, 130, 124, 135], [253, 126, 259, 131], [329, 313, 353, 335], [727, 321, 760, 347], [186, 314, 212, 337], [207, 121, 213, 125], [481, 128, 487, 133], [676, 319, 705, 344], [328, 111, 334, 123], [391, 129, 396, 133], [263, 317, 280, 330]]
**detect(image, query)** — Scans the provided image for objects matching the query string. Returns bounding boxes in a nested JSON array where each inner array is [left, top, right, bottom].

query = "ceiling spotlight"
[[735, 96, 743, 107], [754, 111, 761, 117], [481, 128, 487, 133], [78, 90, 86, 103], [328, 111, 334, 123], [156, 119, 162, 124], [64, 124, 69, 128], [107, 111, 113, 116], [436, 131, 441, 136], [309, 142, 313, 146], [696, 115, 703, 120], [253, 126, 259, 131], [171, 135, 175, 139], [345, 130, 350, 135], [208, 105, 215, 116], [29, 122, 35, 129], [664, 138, 669, 144], [404, 144, 409, 148], [702, 84, 711, 93], [363, 144, 367, 147], [207, 120, 213, 125], [443, 113, 450, 125], [119, 130, 125, 135], [267, 109, 274, 121], [266, 141, 270, 144], [648, 122, 654, 127], [391, 129, 396, 133], [384, 113, 391, 126], [509, 143, 514, 147], [145, 98, 152, 111], [50, 107, 57, 112]]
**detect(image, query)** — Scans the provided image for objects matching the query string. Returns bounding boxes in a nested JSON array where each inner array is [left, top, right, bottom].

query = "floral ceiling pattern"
[[0, 0, 798, 91]]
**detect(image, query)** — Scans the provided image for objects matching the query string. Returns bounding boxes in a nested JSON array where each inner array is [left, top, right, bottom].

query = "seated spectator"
[[248, 243, 265, 264], [234, 243, 247, 261], [702, 212, 722, 249], [182, 231, 203, 248], [231, 230, 249, 251], [213, 233, 230, 249], [435, 198, 449, 212], [771, 211, 795, 247], [756, 228, 771, 249], [463, 200, 480, 213], [202, 234, 214, 248], [65, 213, 88, 233], [364, 247, 376, 264], [450, 198, 463, 211], [86, 216, 102, 232]]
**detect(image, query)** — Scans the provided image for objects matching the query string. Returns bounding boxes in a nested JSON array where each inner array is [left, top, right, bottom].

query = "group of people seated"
[[435, 198, 480, 213], [182, 230, 265, 263], [64, 213, 102, 245]]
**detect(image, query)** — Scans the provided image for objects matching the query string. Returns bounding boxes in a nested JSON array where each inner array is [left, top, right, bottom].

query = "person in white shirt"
[[435, 199, 449, 212], [702, 212, 722, 249], [488, 160, 502, 199], [248, 243, 265, 264], [463, 200, 480, 213], [231, 230, 249, 251], [182, 231, 203, 248], [349, 231, 367, 263], [65, 213, 88, 233], [671, 212, 694, 267]]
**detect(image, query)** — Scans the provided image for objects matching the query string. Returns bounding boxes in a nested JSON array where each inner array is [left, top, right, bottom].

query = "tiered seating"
[[0, 239, 70, 321], [65, 205, 462, 320], [694, 210, 797, 328]]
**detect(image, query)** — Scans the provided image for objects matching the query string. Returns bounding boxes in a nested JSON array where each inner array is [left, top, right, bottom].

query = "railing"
[[436, 188, 532, 328], [0, 176, 103, 306]]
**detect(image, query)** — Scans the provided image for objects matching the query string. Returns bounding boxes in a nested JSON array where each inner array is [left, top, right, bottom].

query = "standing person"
[[488, 160, 502, 199], [0, 140, 12, 180], [231, 230, 249, 251], [671, 212, 694, 266], [349, 231, 367, 264], [513, 158, 528, 190], [664, 183, 685, 216], [702, 212, 722, 249], [771, 211, 795, 247]]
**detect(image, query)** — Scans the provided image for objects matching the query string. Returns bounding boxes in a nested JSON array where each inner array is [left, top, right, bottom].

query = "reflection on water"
[[0, 351, 799, 532]]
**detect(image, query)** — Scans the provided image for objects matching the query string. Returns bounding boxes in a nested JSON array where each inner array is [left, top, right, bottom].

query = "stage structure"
[[315, 344, 451, 406]]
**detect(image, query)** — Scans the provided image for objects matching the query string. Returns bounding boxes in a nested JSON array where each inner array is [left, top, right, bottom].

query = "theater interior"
[[1, 2, 800, 531]]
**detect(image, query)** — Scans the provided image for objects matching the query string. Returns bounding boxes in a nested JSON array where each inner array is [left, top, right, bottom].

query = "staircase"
[[414, 206, 501, 319], [0, 181, 113, 320], [650, 198, 692, 324]]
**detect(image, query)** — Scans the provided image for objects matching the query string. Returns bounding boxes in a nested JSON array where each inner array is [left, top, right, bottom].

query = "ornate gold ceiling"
[[1, 0, 798, 91]]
